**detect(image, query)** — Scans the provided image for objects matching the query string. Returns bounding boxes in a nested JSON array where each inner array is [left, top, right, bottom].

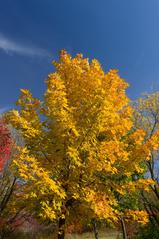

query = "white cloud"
[[0, 34, 50, 58], [0, 107, 11, 114]]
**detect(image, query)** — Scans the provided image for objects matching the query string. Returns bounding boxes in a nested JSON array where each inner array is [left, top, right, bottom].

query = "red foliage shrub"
[[0, 120, 12, 171]]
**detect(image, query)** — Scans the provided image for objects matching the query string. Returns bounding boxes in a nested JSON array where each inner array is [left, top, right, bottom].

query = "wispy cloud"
[[0, 106, 11, 114], [0, 34, 51, 58]]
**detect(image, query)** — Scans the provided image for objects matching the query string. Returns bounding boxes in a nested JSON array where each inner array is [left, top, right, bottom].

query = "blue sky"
[[0, 0, 159, 111]]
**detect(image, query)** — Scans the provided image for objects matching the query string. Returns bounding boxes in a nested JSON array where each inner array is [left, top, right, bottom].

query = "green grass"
[[8, 229, 122, 239], [66, 230, 122, 239]]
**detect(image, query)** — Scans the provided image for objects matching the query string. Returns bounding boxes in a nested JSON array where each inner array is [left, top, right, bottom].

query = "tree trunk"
[[0, 177, 16, 215], [92, 219, 99, 239], [120, 217, 127, 239], [57, 199, 75, 239], [58, 216, 66, 239]]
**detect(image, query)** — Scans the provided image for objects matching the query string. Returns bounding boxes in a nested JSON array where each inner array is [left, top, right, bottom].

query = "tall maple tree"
[[5, 51, 156, 239]]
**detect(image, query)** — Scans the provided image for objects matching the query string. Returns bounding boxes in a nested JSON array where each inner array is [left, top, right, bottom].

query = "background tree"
[[0, 119, 13, 216], [132, 92, 159, 238], [0, 119, 15, 238], [0, 121, 28, 239]]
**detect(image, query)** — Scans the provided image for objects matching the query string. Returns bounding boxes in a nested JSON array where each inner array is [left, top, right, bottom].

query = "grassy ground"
[[66, 230, 122, 239], [8, 229, 122, 239]]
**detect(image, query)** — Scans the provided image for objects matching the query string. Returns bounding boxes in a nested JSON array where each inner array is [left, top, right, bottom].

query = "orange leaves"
[[146, 131, 159, 151], [84, 188, 118, 221], [124, 210, 149, 225], [121, 179, 154, 193], [130, 129, 145, 145]]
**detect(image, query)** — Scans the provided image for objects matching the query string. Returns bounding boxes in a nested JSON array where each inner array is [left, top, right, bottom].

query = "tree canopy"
[[5, 51, 159, 239]]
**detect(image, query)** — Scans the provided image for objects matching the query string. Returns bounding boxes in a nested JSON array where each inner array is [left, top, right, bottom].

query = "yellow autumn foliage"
[[5, 51, 156, 226]]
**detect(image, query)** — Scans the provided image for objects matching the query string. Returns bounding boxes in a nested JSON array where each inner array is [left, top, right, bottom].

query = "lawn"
[[66, 230, 122, 239]]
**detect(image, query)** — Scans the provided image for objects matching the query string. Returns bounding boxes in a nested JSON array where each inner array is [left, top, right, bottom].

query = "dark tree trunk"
[[57, 198, 75, 239], [0, 177, 16, 215], [120, 217, 127, 239], [92, 219, 99, 239], [58, 216, 66, 239]]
